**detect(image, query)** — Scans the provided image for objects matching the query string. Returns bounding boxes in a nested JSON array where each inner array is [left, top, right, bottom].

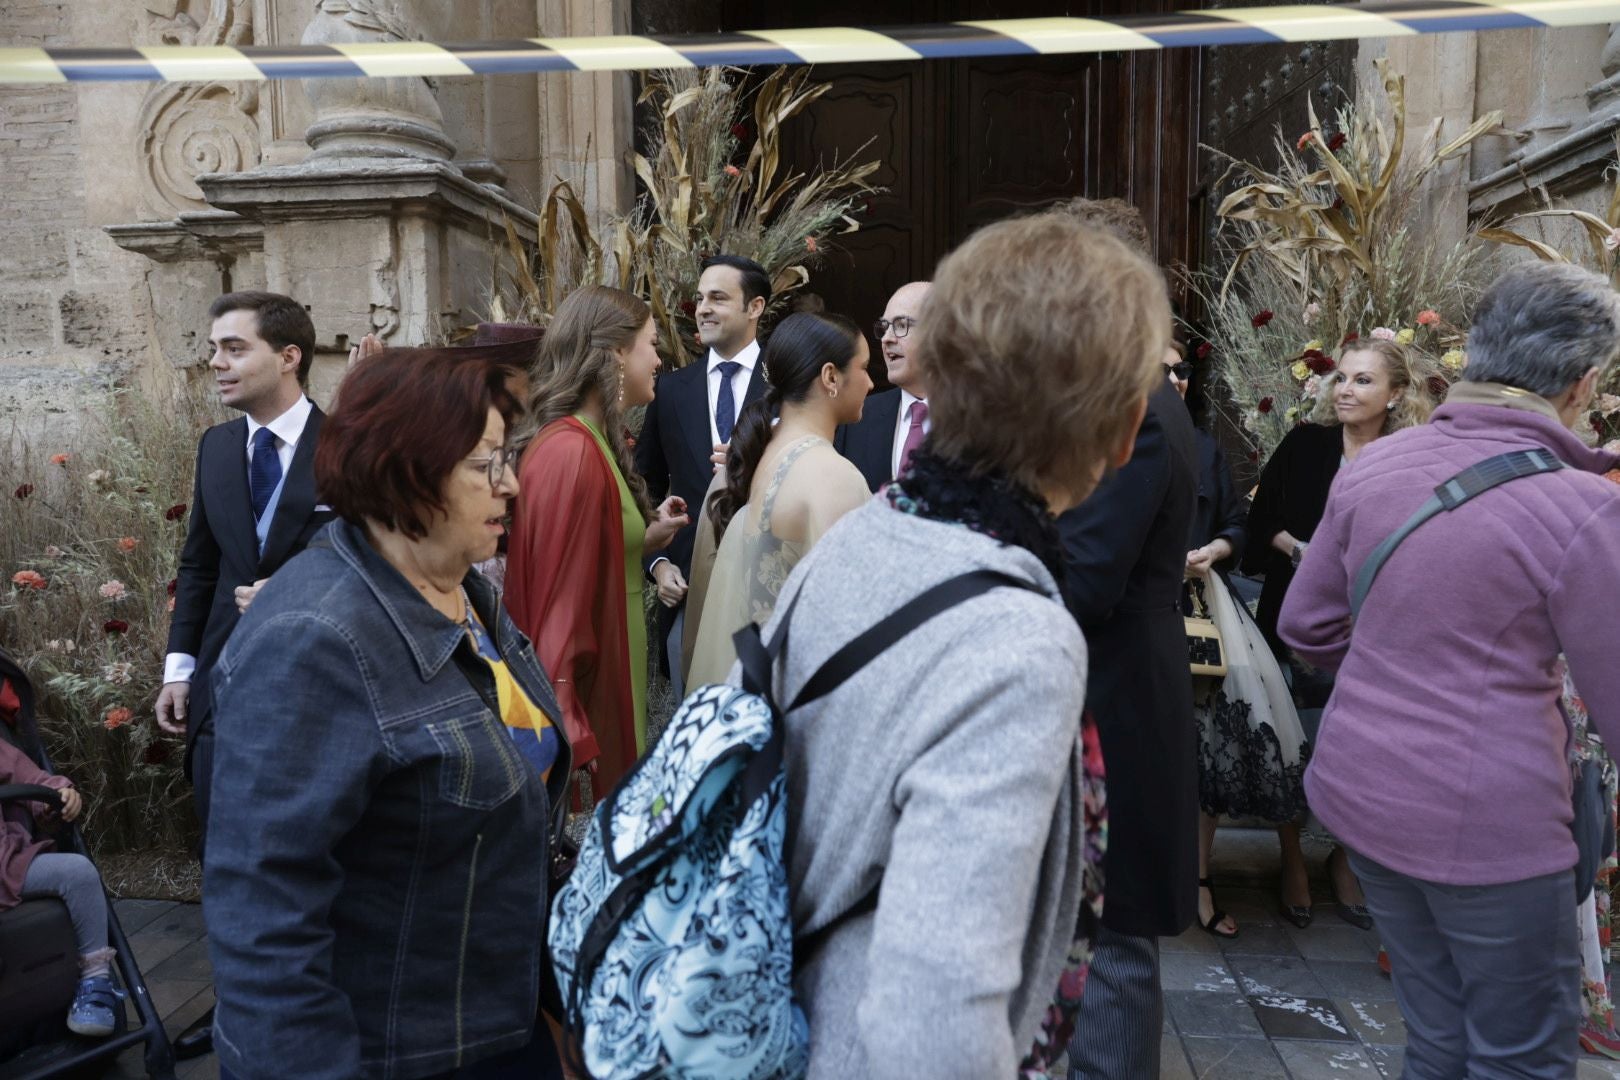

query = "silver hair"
[[1465, 261, 1620, 397]]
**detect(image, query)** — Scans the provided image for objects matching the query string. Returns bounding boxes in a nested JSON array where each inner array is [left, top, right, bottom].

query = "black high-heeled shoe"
[[1330, 879, 1374, 929], [1277, 898, 1313, 929], [1198, 877, 1239, 939]]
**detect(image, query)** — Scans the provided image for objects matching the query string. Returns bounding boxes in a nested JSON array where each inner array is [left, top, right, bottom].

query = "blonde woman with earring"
[[505, 286, 689, 801]]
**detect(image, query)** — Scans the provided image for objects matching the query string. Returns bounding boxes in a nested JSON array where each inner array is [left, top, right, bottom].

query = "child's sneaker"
[[66, 974, 124, 1037]]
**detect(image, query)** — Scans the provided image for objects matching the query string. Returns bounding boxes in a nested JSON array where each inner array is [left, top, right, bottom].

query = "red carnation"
[[1248, 449, 1261, 463], [143, 741, 172, 765], [1296, 131, 1312, 152], [13, 483, 33, 499], [1341, 332, 1359, 345], [1196, 342, 1213, 360], [680, 300, 697, 316], [1251, 310, 1274, 329], [1304, 350, 1336, 375], [166, 577, 177, 597], [1327, 131, 1347, 151], [1426, 375, 1450, 398], [1258, 396, 1275, 414], [164, 503, 187, 521], [1332, 197, 1345, 211], [730, 122, 750, 141], [102, 619, 129, 635]]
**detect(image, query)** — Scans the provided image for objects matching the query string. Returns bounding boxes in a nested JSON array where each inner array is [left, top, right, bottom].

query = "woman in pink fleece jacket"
[[1280, 261, 1620, 1080]]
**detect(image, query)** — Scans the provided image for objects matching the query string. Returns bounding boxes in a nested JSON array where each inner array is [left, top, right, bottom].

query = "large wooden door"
[[718, 0, 1202, 355]]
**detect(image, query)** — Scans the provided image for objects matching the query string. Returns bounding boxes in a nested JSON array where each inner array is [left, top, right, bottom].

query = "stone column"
[[536, 0, 636, 221], [299, 0, 456, 165]]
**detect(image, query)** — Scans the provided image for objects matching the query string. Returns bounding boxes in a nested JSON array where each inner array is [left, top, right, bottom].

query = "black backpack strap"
[[1349, 448, 1566, 617]]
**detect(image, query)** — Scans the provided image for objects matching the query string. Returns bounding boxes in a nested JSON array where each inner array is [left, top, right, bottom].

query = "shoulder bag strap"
[[1349, 448, 1566, 618]]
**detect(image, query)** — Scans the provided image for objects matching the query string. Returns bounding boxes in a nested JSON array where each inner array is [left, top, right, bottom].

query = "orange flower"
[[805, 236, 818, 253], [1416, 309, 1441, 326], [723, 164, 741, 177], [50, 453, 70, 466], [117, 536, 138, 552], [10, 570, 46, 590], [104, 707, 133, 730]]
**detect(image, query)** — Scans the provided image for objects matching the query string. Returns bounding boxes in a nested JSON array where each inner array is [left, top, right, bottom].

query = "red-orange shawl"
[[504, 417, 636, 796]]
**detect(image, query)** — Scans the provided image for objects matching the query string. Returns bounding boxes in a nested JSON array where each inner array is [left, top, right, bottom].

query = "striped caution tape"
[[4, 0, 1619, 84]]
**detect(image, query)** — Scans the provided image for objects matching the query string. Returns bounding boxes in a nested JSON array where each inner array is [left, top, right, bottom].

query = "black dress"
[[1058, 381, 1199, 938], [1242, 423, 1344, 660]]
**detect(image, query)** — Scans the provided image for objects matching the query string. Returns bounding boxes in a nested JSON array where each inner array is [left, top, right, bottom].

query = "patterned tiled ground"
[[12, 870, 1614, 1079]]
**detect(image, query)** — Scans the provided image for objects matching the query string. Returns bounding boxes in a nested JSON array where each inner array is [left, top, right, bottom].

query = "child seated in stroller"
[[0, 674, 121, 1037]]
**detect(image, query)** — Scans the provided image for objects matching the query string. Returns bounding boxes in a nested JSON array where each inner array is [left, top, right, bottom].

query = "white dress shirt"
[[890, 389, 931, 478], [163, 395, 314, 685], [706, 340, 761, 448]]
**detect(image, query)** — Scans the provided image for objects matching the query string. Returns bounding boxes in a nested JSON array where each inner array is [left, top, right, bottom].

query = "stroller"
[[0, 646, 176, 1080]]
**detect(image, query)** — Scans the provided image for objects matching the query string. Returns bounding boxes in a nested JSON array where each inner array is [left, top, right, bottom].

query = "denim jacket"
[[204, 518, 571, 1080]]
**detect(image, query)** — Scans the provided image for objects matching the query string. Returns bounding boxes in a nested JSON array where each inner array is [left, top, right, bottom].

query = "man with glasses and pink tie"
[[835, 281, 932, 490]]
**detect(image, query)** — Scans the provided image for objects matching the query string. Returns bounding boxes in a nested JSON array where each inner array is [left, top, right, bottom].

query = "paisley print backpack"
[[548, 570, 1034, 1079]]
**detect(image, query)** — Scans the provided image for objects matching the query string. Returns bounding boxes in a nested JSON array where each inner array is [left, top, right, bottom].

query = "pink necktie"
[[899, 400, 929, 476]]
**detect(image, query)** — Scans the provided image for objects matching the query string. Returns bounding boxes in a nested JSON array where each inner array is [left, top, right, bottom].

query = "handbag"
[[1185, 576, 1227, 677]]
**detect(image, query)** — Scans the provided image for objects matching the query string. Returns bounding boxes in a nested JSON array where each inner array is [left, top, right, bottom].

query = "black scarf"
[[885, 447, 1065, 584]]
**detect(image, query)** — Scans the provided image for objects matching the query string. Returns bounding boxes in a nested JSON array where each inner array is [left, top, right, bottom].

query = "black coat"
[[167, 408, 334, 775], [1241, 422, 1342, 657], [832, 387, 902, 492], [1191, 427, 1248, 571], [1057, 380, 1199, 938], [634, 359, 765, 578]]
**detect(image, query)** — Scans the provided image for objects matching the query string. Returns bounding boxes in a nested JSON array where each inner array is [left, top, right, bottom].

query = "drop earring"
[[618, 362, 625, 405]]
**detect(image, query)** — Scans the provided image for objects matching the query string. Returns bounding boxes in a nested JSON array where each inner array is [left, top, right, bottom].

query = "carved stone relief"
[[135, 1, 263, 217]]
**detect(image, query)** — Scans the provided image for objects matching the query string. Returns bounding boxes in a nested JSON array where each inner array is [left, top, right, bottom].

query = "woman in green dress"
[[505, 286, 688, 801]]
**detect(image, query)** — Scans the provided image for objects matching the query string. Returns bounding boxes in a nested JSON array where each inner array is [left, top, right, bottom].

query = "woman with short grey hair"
[[1281, 261, 1620, 1079]]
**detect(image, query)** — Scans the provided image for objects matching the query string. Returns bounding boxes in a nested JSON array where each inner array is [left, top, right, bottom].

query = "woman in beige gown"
[[685, 313, 874, 687]]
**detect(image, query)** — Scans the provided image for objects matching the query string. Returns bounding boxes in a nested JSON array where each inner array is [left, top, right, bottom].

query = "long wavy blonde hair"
[[1309, 339, 1434, 434], [522, 285, 652, 517]]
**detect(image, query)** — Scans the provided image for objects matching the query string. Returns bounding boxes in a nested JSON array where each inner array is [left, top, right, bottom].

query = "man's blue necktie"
[[715, 361, 742, 444], [249, 426, 282, 521]]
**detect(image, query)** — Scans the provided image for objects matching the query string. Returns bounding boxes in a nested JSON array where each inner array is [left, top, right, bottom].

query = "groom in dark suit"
[[635, 255, 769, 695], [154, 291, 334, 1058], [835, 280, 931, 490]]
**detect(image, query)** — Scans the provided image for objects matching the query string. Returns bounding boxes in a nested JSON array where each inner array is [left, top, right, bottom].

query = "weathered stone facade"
[[0, 0, 636, 417]]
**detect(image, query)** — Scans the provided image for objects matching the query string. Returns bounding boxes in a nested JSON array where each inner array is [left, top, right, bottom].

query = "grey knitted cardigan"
[[736, 496, 1088, 1080]]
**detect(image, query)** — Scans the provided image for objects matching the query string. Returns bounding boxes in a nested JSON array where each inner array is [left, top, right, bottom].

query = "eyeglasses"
[[465, 446, 513, 489], [1165, 361, 1193, 381], [874, 317, 918, 339]]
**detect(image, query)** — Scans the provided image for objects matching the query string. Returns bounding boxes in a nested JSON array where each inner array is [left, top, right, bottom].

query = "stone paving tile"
[[1285, 923, 1380, 963], [1162, 951, 1241, 993], [1162, 1031, 1195, 1080], [1336, 998, 1406, 1046], [1365, 1043, 1405, 1077], [1273, 1039, 1379, 1077], [1182, 1034, 1290, 1079], [1228, 953, 1329, 999], [1216, 923, 1300, 958], [1580, 1060, 1620, 1078], [1249, 995, 1355, 1042], [1310, 958, 1398, 1002], [1163, 926, 1225, 955], [1166, 990, 1265, 1039]]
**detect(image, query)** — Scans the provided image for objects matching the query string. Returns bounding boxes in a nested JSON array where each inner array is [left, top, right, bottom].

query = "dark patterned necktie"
[[249, 426, 282, 521], [715, 361, 743, 444]]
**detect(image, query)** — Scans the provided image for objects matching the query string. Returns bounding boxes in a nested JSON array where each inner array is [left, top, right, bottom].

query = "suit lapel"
[[208, 417, 261, 572], [259, 406, 323, 574], [739, 364, 766, 411], [673, 363, 713, 466]]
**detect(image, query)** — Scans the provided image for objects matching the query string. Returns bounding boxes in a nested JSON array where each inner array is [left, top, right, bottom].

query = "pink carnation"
[[98, 579, 127, 601], [1369, 327, 1397, 341]]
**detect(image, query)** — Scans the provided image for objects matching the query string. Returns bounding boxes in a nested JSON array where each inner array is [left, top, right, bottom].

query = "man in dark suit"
[[634, 255, 769, 695], [153, 290, 334, 1059], [1051, 197, 1198, 1080], [834, 280, 931, 490]]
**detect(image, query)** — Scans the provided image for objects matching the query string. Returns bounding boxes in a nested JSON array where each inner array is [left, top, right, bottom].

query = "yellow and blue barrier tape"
[[3, 0, 1618, 84]]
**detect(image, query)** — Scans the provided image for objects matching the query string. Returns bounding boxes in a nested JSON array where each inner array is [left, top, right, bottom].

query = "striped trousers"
[[1067, 926, 1163, 1080]]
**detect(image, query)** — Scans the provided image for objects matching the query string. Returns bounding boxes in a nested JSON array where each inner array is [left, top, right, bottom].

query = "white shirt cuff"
[[164, 653, 196, 685]]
